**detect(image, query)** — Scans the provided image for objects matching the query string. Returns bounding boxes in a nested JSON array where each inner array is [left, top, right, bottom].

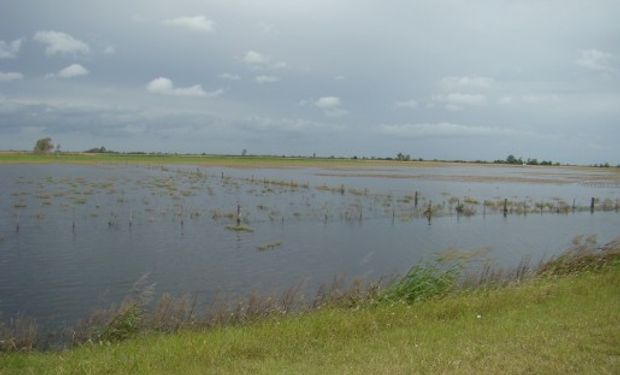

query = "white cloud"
[[244, 50, 270, 64], [255, 75, 280, 84], [315, 96, 341, 109], [432, 93, 487, 111], [0, 72, 24, 82], [439, 76, 494, 91], [146, 77, 222, 97], [163, 16, 215, 33], [219, 73, 241, 80], [103, 45, 116, 54], [576, 49, 615, 73], [393, 99, 418, 109], [378, 123, 516, 138], [314, 96, 348, 117], [33, 31, 90, 55], [0, 39, 22, 59], [243, 50, 287, 69], [58, 64, 89, 78]]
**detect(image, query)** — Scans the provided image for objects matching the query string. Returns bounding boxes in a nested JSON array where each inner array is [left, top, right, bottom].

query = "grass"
[[1, 264, 618, 374], [225, 224, 255, 232], [1, 240, 619, 374], [0, 152, 448, 169]]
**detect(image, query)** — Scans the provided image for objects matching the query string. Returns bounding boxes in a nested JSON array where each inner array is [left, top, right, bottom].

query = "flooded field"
[[1, 162, 619, 331]]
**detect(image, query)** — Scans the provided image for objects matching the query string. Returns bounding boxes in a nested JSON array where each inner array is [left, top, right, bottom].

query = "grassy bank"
[[1, 243, 619, 374]]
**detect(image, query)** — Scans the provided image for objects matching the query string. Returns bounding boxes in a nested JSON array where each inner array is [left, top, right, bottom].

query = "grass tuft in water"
[[226, 224, 255, 232]]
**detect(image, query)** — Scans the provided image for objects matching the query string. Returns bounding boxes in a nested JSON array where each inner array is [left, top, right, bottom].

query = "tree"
[[396, 152, 411, 161], [33, 137, 54, 153], [241, 148, 247, 156]]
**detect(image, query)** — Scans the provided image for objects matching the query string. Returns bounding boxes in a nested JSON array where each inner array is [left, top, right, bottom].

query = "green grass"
[[0, 152, 439, 169], [2, 264, 618, 374]]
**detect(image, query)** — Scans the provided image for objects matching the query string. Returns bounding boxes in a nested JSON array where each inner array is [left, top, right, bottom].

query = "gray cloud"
[[378, 123, 518, 138], [0, 0, 618, 164], [0, 39, 22, 59], [0, 72, 24, 81], [393, 99, 418, 110], [255, 75, 280, 84], [576, 49, 615, 73], [219, 73, 241, 81]]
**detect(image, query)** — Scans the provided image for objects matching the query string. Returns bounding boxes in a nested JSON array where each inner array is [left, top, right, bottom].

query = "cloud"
[[314, 96, 348, 117], [0, 39, 22, 59], [146, 77, 222, 97], [576, 49, 615, 73], [315, 96, 341, 109], [244, 50, 269, 64], [219, 73, 241, 80], [521, 94, 559, 104], [46, 64, 89, 79], [163, 16, 215, 32], [0, 72, 24, 82], [58, 64, 89, 78], [378, 123, 516, 138], [241, 116, 339, 133], [243, 50, 287, 69], [130, 14, 146, 23], [432, 93, 487, 111], [258, 22, 279, 35], [393, 99, 418, 109], [103, 45, 116, 54], [255, 75, 280, 84], [439, 76, 494, 91], [33, 31, 90, 55]]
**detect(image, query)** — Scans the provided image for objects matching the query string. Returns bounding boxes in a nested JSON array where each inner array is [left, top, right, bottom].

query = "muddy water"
[[0, 163, 619, 328]]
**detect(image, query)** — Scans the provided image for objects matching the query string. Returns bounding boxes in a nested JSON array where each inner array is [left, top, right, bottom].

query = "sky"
[[0, 0, 619, 164]]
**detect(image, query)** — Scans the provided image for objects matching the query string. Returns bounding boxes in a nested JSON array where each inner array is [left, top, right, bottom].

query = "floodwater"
[[1, 163, 619, 330]]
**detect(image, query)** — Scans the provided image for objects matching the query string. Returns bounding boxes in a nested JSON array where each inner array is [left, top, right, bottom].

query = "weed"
[[381, 264, 458, 303], [226, 224, 255, 232], [0, 316, 37, 352], [257, 240, 283, 251]]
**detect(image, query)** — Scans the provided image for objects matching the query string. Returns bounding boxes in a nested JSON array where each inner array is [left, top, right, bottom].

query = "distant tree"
[[55, 144, 61, 153], [33, 137, 54, 153], [396, 152, 411, 161], [85, 146, 108, 153], [506, 154, 517, 164], [241, 149, 247, 156]]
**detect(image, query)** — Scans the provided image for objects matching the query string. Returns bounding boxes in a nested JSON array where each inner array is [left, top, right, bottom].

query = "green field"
[[1, 260, 619, 374], [0, 152, 432, 169]]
